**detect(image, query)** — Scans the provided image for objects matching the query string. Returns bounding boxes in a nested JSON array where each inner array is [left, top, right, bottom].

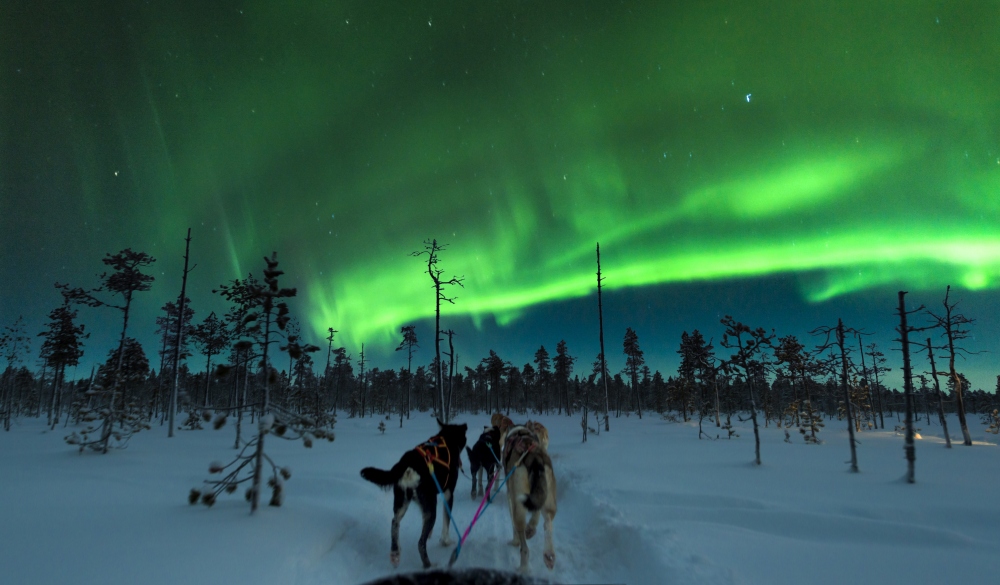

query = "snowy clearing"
[[1, 412, 997, 585]]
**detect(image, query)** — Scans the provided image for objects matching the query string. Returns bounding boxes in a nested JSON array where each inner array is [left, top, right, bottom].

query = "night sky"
[[3, 1, 999, 390]]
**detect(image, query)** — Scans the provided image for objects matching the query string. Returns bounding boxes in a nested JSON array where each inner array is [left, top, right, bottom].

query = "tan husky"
[[502, 425, 557, 572]]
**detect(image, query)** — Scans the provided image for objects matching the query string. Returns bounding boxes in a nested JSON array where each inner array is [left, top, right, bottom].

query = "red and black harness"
[[416, 435, 453, 487]]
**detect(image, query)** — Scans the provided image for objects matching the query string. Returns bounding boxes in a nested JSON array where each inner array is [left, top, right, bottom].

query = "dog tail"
[[360, 460, 408, 489], [521, 457, 548, 512]]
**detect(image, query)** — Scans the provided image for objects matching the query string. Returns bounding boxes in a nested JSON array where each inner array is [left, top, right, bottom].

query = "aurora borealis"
[[3, 1, 999, 388]]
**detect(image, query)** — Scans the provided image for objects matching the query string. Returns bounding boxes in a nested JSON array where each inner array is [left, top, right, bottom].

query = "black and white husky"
[[360, 419, 468, 569], [465, 426, 501, 499]]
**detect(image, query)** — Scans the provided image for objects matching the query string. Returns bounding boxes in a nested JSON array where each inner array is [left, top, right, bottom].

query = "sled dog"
[[360, 419, 468, 568], [503, 425, 557, 572], [465, 426, 501, 499], [491, 413, 515, 440], [524, 420, 549, 451]]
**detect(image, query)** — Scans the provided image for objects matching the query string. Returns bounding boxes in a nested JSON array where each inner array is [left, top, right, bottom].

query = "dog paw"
[[390, 551, 400, 568], [508, 538, 520, 547], [439, 537, 454, 547], [544, 551, 556, 569], [525, 526, 536, 539]]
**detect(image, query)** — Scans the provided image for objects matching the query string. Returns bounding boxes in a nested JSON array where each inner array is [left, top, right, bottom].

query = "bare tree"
[[169, 229, 194, 438], [896, 291, 922, 483], [926, 286, 975, 446], [411, 239, 464, 423], [596, 243, 610, 431], [811, 320, 864, 472]]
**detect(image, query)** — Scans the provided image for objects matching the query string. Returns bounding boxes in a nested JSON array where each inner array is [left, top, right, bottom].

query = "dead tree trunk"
[[925, 338, 952, 448], [168, 228, 193, 438], [897, 291, 917, 484]]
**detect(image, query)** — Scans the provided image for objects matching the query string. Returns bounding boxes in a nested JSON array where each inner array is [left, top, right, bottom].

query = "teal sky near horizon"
[[2, 1, 998, 389]]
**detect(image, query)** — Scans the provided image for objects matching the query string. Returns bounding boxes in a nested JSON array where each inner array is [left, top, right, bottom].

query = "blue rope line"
[[428, 465, 463, 554]]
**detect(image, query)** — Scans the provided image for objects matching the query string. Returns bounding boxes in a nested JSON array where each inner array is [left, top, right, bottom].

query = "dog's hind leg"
[[389, 487, 410, 568], [514, 507, 530, 573], [526, 510, 540, 540], [439, 487, 455, 546], [416, 489, 437, 568], [542, 509, 555, 570]]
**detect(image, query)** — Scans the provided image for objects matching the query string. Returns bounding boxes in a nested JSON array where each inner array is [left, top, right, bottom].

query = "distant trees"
[[553, 340, 576, 416], [38, 289, 87, 428], [190, 312, 230, 408], [1, 316, 31, 431], [395, 325, 418, 424]]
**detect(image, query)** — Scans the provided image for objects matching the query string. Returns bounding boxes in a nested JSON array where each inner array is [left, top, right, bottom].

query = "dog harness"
[[416, 436, 452, 487]]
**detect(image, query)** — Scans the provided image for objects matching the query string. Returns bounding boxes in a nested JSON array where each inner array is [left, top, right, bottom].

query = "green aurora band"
[[3, 1, 999, 353]]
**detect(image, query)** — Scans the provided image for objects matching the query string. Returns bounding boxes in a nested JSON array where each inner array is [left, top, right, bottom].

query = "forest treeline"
[[2, 241, 999, 452]]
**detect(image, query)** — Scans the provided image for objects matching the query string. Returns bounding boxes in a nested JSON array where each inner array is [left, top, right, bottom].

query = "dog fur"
[[524, 420, 549, 451], [491, 413, 515, 441], [360, 419, 468, 568], [502, 425, 557, 572], [465, 426, 502, 500]]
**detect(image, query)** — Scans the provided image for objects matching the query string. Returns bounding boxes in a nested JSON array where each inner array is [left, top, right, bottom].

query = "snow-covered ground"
[[1, 410, 997, 585]]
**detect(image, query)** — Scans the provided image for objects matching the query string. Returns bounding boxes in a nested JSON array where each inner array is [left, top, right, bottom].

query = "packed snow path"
[[1, 413, 998, 584]]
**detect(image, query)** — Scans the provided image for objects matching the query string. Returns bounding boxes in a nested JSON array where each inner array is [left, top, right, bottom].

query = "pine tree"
[[39, 287, 88, 428], [395, 325, 418, 424], [622, 328, 645, 419], [192, 253, 334, 513], [720, 316, 774, 465], [190, 312, 231, 409], [554, 340, 576, 416], [60, 248, 155, 453]]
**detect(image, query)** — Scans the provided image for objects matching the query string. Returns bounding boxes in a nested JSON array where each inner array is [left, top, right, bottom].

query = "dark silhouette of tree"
[[677, 330, 715, 428], [192, 252, 333, 514], [395, 325, 417, 425], [595, 243, 610, 431], [720, 316, 774, 466], [896, 291, 922, 483], [153, 296, 193, 421], [1, 316, 31, 431], [865, 342, 890, 429], [60, 248, 155, 453], [623, 328, 644, 419], [916, 337, 951, 448], [168, 229, 194, 438], [191, 312, 231, 408], [533, 346, 552, 413], [214, 274, 263, 448], [39, 286, 88, 428], [774, 335, 824, 443], [411, 239, 464, 423], [553, 340, 576, 416], [926, 285, 975, 446], [812, 320, 864, 472]]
